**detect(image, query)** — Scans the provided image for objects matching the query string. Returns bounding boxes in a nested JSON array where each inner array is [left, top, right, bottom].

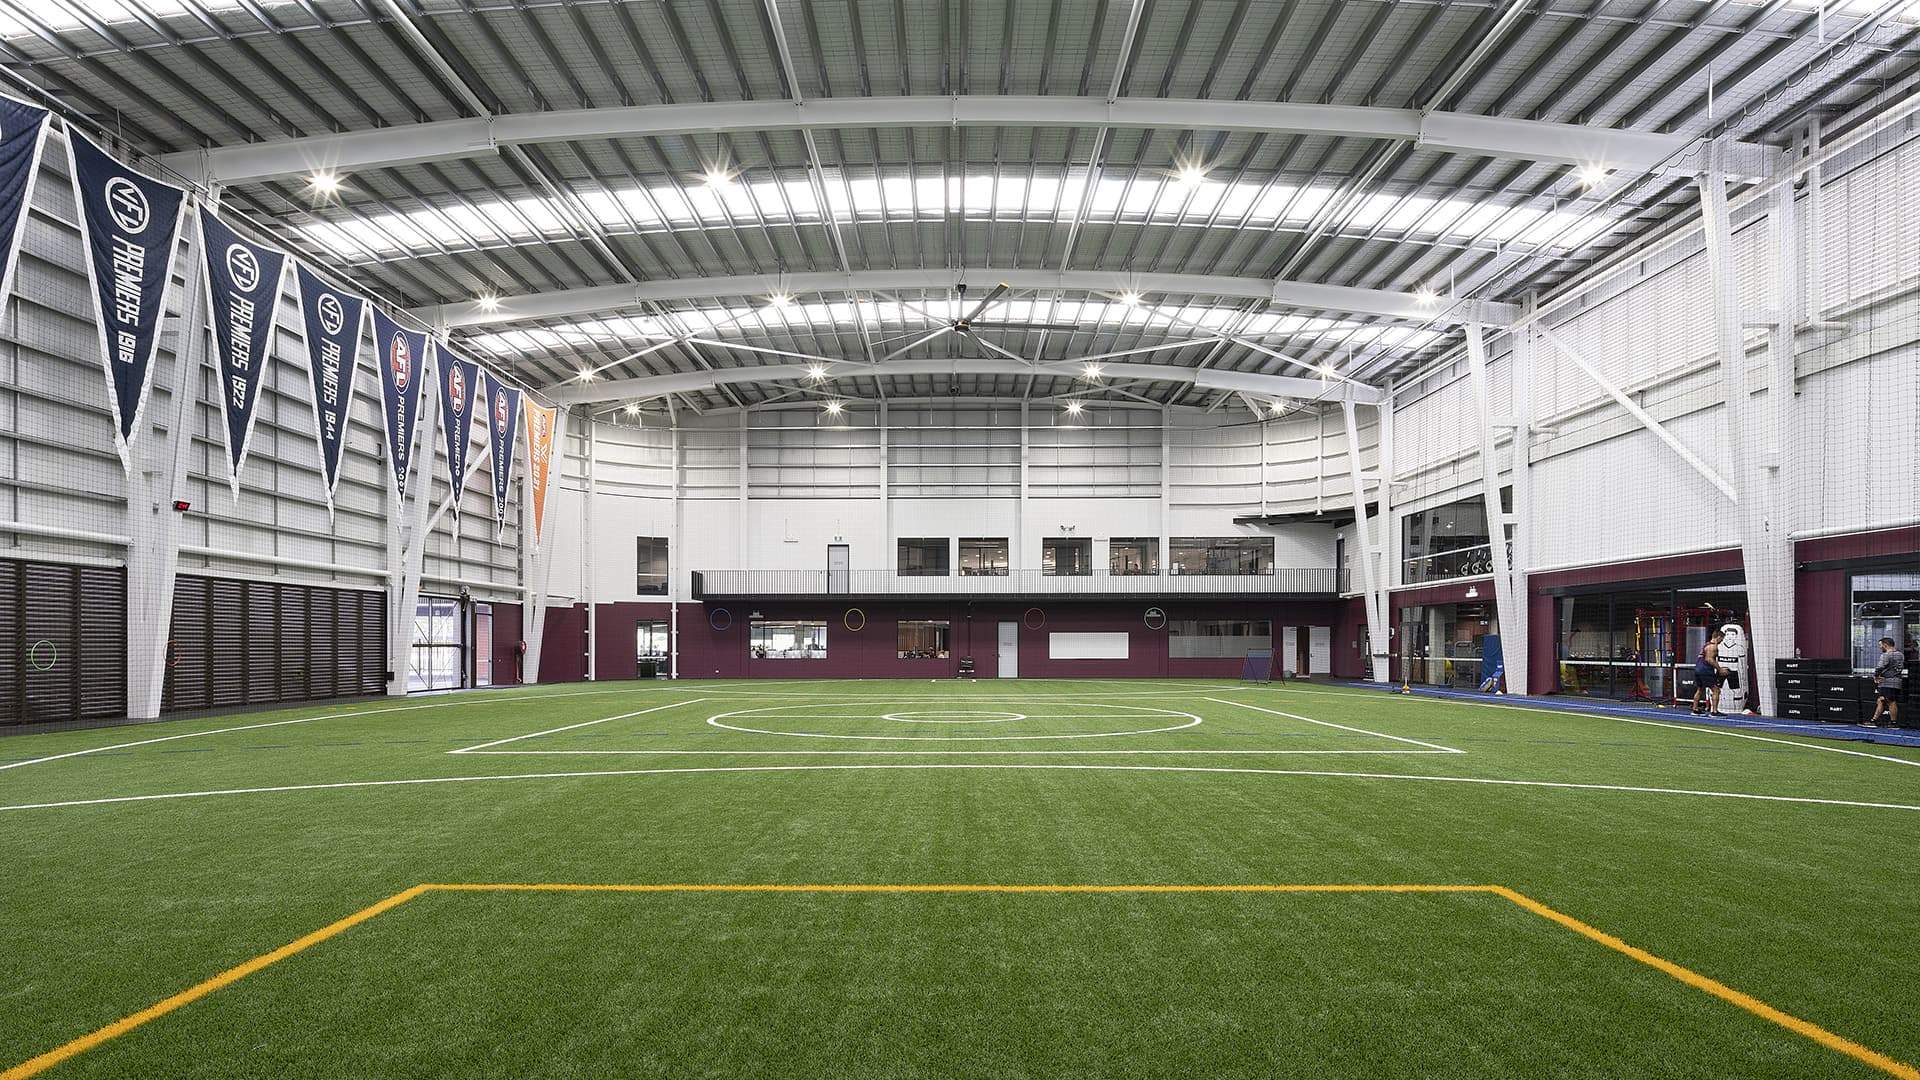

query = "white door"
[[997, 621, 1019, 678], [827, 544, 850, 594], [1282, 627, 1300, 677], [1308, 626, 1332, 675]]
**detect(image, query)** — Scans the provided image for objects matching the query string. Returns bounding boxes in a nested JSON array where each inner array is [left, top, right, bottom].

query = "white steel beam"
[[1463, 323, 1524, 696], [413, 269, 1514, 329], [161, 96, 1767, 184], [1340, 397, 1390, 683], [553, 358, 1380, 406]]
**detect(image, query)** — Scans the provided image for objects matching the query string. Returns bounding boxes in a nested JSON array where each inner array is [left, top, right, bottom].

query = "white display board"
[[1048, 632, 1131, 660]]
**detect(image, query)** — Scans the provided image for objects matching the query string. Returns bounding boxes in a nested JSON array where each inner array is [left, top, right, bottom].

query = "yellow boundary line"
[[4, 883, 1912, 1080]]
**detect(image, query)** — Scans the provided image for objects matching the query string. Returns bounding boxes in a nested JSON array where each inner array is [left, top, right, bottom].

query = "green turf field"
[[2, 679, 1917, 1078]]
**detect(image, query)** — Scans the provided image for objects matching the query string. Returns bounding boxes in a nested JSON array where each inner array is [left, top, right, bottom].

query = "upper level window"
[[1169, 537, 1273, 576], [636, 537, 669, 595], [1042, 537, 1091, 576], [898, 538, 950, 577], [1401, 493, 1508, 584], [959, 538, 1009, 576], [1110, 537, 1159, 576]]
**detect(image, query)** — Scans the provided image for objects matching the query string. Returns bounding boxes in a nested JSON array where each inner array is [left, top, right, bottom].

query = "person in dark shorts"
[[1691, 630, 1723, 717], [1866, 637, 1904, 728]]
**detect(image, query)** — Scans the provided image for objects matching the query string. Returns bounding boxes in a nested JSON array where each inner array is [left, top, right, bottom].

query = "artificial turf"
[[1, 679, 1916, 1078]]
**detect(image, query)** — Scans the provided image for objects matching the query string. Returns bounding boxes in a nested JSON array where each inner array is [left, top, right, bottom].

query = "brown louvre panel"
[[20, 562, 78, 724], [75, 566, 127, 720], [308, 588, 339, 699], [165, 577, 211, 712], [162, 574, 387, 714], [245, 580, 279, 704], [276, 584, 309, 702], [206, 578, 248, 708], [0, 561, 20, 723]]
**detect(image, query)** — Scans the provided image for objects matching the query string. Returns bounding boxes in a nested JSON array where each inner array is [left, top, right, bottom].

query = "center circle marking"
[[706, 701, 1203, 741], [883, 710, 1026, 724]]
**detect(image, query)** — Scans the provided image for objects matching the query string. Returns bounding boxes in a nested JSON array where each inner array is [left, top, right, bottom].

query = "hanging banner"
[[484, 370, 522, 539], [198, 209, 287, 496], [0, 93, 50, 315], [523, 398, 557, 550], [434, 342, 480, 517], [68, 130, 188, 470], [370, 307, 427, 505], [293, 264, 367, 515]]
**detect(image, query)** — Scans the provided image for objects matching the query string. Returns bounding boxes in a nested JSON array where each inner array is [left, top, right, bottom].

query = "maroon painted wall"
[[573, 599, 1340, 682], [490, 601, 523, 685], [1791, 526, 1920, 660], [538, 604, 589, 683]]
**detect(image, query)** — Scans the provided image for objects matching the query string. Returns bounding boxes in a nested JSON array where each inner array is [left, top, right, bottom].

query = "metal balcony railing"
[[693, 567, 1338, 598]]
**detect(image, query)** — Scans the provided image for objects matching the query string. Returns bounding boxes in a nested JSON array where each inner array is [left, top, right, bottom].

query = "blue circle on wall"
[[709, 607, 733, 631]]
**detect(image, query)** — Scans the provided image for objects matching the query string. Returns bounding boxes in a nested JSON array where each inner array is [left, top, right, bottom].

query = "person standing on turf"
[[1691, 630, 1723, 717], [1867, 636, 1904, 728]]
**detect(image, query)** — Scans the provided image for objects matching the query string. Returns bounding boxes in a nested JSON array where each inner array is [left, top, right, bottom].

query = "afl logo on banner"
[[494, 388, 509, 433], [389, 333, 410, 390], [449, 364, 466, 413], [224, 243, 260, 291], [104, 176, 149, 233], [318, 292, 345, 335]]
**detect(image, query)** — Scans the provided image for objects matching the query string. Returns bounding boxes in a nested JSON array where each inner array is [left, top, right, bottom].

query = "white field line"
[[0, 683, 702, 774], [1205, 697, 1465, 754], [1216, 685, 1920, 769], [448, 699, 710, 754], [3, 762, 1917, 814], [452, 749, 1460, 756]]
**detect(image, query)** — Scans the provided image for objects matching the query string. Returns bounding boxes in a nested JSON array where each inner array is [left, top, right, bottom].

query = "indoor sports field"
[[6, 1, 1920, 1078], [4, 679, 1918, 1079]]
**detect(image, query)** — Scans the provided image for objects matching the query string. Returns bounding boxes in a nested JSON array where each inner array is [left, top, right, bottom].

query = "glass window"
[[1169, 537, 1274, 575], [959, 537, 1009, 576], [1042, 537, 1092, 576], [897, 539, 950, 577], [897, 620, 951, 659], [750, 620, 828, 659], [1110, 537, 1158, 575], [1169, 620, 1273, 658], [637, 621, 669, 661], [636, 537, 669, 595], [1401, 498, 1492, 584], [1850, 573, 1920, 671]]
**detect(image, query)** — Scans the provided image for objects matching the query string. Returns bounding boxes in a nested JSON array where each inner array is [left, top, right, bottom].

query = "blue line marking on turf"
[[1345, 682, 1920, 749]]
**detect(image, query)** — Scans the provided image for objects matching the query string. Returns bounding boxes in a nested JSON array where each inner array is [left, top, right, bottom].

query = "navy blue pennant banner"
[[370, 307, 427, 506], [68, 130, 188, 470], [434, 342, 480, 518], [483, 370, 522, 539], [0, 93, 50, 316], [293, 263, 367, 515], [198, 209, 287, 496]]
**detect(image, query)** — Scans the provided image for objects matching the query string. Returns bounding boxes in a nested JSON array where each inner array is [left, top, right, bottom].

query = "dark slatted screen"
[[0, 558, 127, 726], [163, 575, 386, 713]]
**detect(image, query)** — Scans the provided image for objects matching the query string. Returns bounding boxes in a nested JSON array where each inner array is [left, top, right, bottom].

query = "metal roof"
[[5, 0, 1915, 414]]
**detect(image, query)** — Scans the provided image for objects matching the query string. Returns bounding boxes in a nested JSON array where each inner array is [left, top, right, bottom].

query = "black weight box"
[[1779, 703, 1819, 721], [1816, 697, 1862, 722], [1817, 676, 1869, 700], [1778, 658, 1848, 674], [1777, 672, 1821, 692], [1778, 687, 1818, 706]]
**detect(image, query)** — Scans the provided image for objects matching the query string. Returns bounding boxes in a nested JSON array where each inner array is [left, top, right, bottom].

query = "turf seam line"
[[1204, 697, 1465, 753], [3, 883, 1912, 1080]]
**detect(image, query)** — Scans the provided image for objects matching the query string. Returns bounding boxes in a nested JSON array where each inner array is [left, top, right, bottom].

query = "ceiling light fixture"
[[1414, 285, 1440, 307], [308, 171, 341, 195], [624, 403, 641, 417], [1175, 163, 1207, 187], [823, 400, 844, 416], [1577, 164, 1609, 188], [1065, 401, 1084, 416], [704, 166, 734, 188], [1119, 291, 1142, 307], [768, 292, 793, 308], [475, 292, 499, 312], [577, 367, 596, 382], [807, 364, 828, 380], [1083, 364, 1104, 379]]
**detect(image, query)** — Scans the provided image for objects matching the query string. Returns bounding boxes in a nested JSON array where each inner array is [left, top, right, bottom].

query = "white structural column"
[[519, 406, 571, 685], [1507, 323, 1536, 696], [126, 192, 216, 719], [1463, 323, 1525, 694], [1340, 396, 1389, 681], [1698, 148, 1795, 716], [583, 418, 598, 682], [386, 336, 443, 696]]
